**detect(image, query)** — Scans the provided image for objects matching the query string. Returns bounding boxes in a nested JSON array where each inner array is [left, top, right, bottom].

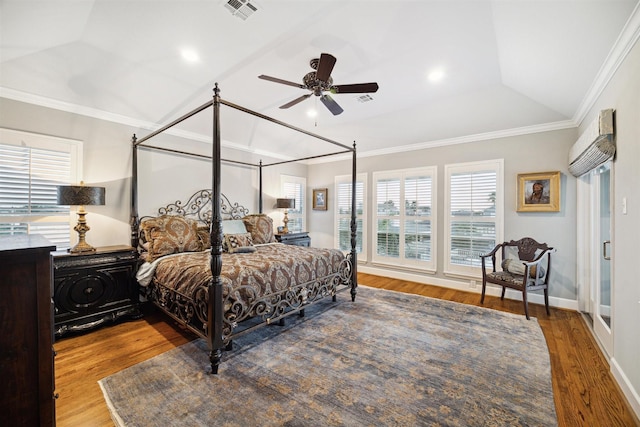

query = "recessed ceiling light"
[[427, 68, 445, 83], [181, 49, 200, 63]]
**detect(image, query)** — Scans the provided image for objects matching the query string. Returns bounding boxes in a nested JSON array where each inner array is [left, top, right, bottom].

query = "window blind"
[[281, 175, 305, 233], [445, 160, 502, 274], [372, 167, 435, 270], [0, 141, 74, 247], [335, 174, 366, 257]]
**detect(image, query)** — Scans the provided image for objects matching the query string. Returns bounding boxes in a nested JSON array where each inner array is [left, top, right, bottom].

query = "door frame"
[[576, 161, 614, 358]]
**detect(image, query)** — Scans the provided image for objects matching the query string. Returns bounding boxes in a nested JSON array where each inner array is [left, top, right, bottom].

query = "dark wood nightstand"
[[52, 245, 142, 338], [275, 232, 311, 247]]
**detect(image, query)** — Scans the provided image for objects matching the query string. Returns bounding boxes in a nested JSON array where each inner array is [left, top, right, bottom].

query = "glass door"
[[591, 162, 613, 357]]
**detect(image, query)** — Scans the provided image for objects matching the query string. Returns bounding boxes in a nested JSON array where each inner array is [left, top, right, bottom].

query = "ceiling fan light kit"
[[259, 53, 379, 115]]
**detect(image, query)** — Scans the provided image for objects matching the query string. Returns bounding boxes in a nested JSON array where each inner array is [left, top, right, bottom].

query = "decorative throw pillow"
[[197, 226, 211, 249], [241, 214, 276, 244], [224, 233, 256, 253], [502, 258, 545, 279], [141, 215, 202, 262]]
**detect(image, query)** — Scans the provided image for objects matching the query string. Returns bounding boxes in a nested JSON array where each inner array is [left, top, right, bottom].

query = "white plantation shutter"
[[0, 129, 81, 248], [281, 175, 305, 233], [335, 174, 366, 258], [404, 175, 432, 261], [373, 167, 436, 270], [445, 160, 503, 276], [376, 177, 400, 258]]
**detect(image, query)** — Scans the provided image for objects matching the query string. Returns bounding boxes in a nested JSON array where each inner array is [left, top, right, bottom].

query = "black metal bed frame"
[[130, 84, 358, 374]]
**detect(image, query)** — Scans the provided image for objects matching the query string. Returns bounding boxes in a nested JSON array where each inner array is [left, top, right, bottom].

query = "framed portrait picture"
[[517, 171, 561, 212], [312, 188, 328, 211]]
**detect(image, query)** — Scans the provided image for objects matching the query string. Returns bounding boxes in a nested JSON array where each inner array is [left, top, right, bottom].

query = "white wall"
[[581, 37, 640, 417]]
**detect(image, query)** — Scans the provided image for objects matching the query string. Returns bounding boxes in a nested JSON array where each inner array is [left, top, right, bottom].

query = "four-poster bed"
[[130, 84, 358, 374]]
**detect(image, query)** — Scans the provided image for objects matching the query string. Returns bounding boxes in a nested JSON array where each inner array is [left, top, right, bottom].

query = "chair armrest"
[[523, 248, 555, 283], [480, 244, 502, 258], [480, 243, 503, 274]]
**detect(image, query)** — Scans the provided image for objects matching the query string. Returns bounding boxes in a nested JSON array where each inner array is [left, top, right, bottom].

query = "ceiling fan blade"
[[320, 94, 343, 115], [315, 53, 336, 83], [259, 74, 305, 89], [332, 82, 379, 94], [280, 93, 312, 109]]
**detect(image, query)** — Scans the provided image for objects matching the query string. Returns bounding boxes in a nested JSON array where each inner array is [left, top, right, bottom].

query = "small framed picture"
[[517, 171, 561, 212], [312, 188, 328, 211]]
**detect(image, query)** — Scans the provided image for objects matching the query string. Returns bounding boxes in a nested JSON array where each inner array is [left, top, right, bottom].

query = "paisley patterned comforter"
[[150, 243, 345, 298], [138, 243, 349, 336]]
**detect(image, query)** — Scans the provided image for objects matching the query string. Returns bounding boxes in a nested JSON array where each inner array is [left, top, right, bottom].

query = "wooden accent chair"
[[480, 237, 555, 319]]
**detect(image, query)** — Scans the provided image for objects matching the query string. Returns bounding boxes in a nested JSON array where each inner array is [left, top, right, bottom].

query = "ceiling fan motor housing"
[[303, 71, 333, 94]]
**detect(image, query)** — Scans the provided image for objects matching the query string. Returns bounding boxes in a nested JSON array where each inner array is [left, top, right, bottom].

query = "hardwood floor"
[[54, 273, 639, 426]]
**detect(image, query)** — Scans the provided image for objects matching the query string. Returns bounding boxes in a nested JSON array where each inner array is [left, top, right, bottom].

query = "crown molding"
[[0, 87, 293, 161], [0, 86, 577, 164], [573, 2, 640, 126], [306, 119, 577, 164]]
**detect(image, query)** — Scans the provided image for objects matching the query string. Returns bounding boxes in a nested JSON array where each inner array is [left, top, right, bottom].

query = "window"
[[280, 175, 305, 233], [335, 173, 366, 259], [372, 167, 436, 271], [0, 129, 81, 248], [444, 159, 503, 277]]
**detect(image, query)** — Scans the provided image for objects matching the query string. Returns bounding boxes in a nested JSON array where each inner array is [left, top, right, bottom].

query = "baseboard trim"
[[611, 357, 640, 423], [358, 265, 578, 311]]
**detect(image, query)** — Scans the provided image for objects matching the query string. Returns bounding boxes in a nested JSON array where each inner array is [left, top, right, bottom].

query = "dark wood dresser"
[[52, 245, 141, 337], [275, 231, 311, 247], [0, 235, 57, 426]]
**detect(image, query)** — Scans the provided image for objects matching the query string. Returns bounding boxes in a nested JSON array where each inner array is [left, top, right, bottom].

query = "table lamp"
[[276, 198, 295, 234], [57, 182, 106, 253]]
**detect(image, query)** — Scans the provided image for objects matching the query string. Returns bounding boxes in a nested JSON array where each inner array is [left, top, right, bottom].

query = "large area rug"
[[99, 286, 557, 426]]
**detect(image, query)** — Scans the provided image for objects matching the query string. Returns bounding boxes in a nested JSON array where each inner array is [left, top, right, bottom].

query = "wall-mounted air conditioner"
[[568, 109, 615, 177]]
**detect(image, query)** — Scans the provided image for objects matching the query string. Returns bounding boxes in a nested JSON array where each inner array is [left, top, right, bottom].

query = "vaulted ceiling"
[[1, 0, 639, 159]]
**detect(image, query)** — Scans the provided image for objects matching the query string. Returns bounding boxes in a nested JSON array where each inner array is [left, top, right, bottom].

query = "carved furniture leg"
[[544, 289, 551, 315], [522, 289, 530, 320], [210, 349, 222, 375]]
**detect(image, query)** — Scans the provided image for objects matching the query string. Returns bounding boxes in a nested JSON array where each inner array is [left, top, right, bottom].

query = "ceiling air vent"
[[356, 94, 374, 103], [224, 0, 258, 20]]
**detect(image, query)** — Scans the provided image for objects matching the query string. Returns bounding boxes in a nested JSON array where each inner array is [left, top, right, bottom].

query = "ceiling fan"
[[258, 53, 379, 115]]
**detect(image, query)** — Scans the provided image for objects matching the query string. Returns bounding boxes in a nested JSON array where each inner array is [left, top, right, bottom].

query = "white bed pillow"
[[222, 219, 247, 235]]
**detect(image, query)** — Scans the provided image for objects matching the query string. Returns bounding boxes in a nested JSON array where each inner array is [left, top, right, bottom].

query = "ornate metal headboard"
[[132, 189, 251, 250], [155, 189, 250, 225]]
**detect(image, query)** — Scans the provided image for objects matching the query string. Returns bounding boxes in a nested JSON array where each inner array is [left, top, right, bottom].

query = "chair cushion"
[[487, 271, 524, 287], [502, 258, 545, 278]]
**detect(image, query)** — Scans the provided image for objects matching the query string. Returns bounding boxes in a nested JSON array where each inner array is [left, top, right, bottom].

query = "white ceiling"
[[1, 0, 639, 159]]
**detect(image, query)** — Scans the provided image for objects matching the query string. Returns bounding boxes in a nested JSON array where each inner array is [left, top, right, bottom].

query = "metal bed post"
[[259, 160, 263, 213], [130, 135, 139, 249], [208, 84, 224, 374], [350, 142, 358, 301]]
